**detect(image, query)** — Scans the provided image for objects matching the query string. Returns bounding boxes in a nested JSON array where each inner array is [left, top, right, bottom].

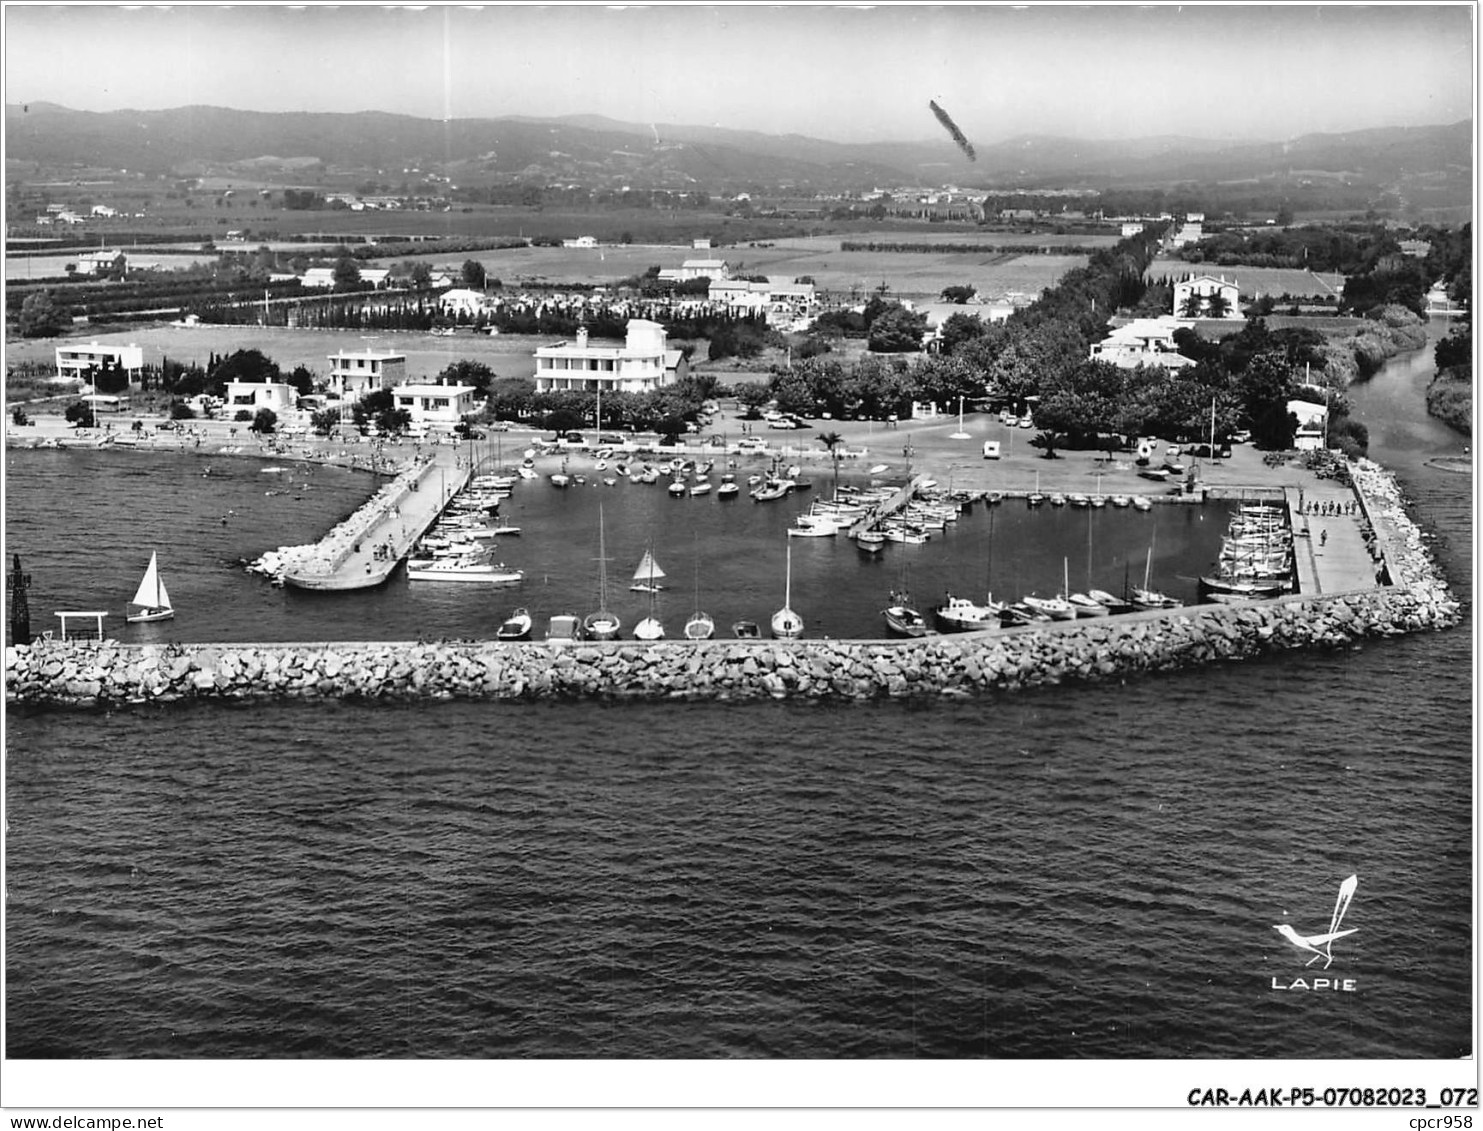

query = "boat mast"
[[784, 539, 792, 609], [596, 503, 609, 613]]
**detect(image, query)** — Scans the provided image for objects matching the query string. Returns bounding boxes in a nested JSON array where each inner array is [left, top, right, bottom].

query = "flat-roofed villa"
[[225, 380, 297, 415], [55, 342, 145, 383], [393, 379, 479, 429], [327, 349, 407, 402], [533, 321, 685, 393]]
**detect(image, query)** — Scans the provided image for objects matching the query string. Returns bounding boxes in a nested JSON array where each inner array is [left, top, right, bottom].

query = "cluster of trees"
[[811, 295, 929, 353], [839, 241, 1101, 255], [1175, 224, 1402, 274], [478, 373, 722, 439], [455, 184, 714, 211], [765, 218, 1390, 459], [1425, 223, 1472, 435], [16, 291, 70, 337], [1174, 220, 1474, 318]]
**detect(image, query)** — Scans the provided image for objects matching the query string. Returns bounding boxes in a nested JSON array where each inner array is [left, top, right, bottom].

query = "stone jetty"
[[6, 460, 1462, 708], [2, 583, 1460, 708]]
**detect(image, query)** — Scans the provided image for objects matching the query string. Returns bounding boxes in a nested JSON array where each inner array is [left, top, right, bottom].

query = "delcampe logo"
[[1271, 874, 1359, 992]]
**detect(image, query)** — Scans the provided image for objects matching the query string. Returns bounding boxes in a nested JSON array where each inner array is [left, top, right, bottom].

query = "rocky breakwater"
[[6, 584, 1461, 708], [1350, 457, 1458, 604]]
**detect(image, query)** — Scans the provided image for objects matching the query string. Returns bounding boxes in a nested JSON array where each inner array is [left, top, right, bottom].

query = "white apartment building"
[[326, 350, 407, 402], [533, 321, 675, 393], [393, 380, 479, 429], [55, 342, 145, 383]]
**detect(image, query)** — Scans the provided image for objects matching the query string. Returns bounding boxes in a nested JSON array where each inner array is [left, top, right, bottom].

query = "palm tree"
[[1179, 290, 1205, 318], [1205, 291, 1231, 319], [1030, 430, 1064, 460], [818, 430, 845, 498]]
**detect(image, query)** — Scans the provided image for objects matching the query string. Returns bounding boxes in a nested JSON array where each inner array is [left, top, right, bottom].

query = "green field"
[[372, 240, 1090, 301], [1146, 258, 1346, 300]]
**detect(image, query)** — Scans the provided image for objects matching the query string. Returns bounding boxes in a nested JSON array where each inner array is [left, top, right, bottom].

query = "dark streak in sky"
[[929, 100, 976, 162]]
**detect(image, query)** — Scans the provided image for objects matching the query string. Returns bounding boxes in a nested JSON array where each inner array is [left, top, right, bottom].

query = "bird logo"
[[1274, 874, 1358, 969]]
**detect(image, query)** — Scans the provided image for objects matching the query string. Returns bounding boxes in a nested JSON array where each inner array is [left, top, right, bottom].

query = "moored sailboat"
[[584, 504, 621, 641], [770, 540, 803, 639], [883, 563, 928, 637], [683, 552, 714, 639]]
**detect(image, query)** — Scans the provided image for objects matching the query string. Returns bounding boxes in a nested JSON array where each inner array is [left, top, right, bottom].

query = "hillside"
[[3, 103, 1472, 203]]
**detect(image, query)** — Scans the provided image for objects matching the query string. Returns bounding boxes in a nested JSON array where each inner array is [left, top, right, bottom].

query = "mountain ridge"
[[4, 102, 1470, 197]]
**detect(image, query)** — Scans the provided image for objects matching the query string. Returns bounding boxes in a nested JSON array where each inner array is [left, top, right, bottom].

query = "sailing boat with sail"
[[770, 539, 803, 640], [632, 541, 666, 640], [630, 547, 667, 593], [583, 504, 620, 641], [126, 551, 174, 623]]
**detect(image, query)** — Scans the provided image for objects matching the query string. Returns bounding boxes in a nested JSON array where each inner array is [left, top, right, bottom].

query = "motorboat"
[[1130, 587, 1184, 610], [855, 529, 887, 553], [668, 479, 688, 497], [933, 594, 1001, 633], [1132, 495, 1153, 511], [547, 614, 582, 644], [732, 620, 761, 639], [1110, 495, 1131, 508], [690, 481, 712, 496], [1068, 493, 1090, 508], [1022, 595, 1077, 621], [1000, 601, 1053, 627], [788, 515, 840, 537], [1068, 593, 1110, 617], [717, 481, 740, 499], [1049, 493, 1067, 507], [1088, 589, 1134, 615], [405, 557, 525, 584], [883, 601, 928, 637], [750, 478, 792, 502], [496, 608, 533, 640]]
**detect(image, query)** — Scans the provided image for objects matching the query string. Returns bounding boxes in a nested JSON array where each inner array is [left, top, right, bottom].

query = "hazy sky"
[[3, 4, 1474, 143]]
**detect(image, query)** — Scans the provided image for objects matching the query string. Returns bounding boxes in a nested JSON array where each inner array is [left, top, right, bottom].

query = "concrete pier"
[[281, 452, 471, 590]]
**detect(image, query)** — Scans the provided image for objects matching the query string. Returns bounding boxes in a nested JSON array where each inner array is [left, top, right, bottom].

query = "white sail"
[[130, 552, 171, 611], [632, 549, 666, 583], [127, 552, 174, 622]]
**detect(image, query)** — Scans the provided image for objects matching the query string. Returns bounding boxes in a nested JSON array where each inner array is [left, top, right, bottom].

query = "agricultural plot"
[[1145, 258, 1346, 300], [371, 243, 1088, 301], [5, 252, 218, 282]]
